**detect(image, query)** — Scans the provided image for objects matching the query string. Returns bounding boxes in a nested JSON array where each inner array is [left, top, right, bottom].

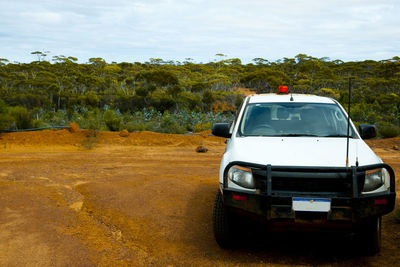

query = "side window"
[[230, 99, 245, 132]]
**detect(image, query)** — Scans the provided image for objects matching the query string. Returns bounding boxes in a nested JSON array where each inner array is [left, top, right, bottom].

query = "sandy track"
[[0, 130, 399, 266]]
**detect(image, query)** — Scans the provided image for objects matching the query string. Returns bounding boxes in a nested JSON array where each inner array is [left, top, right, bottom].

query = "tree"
[[240, 68, 290, 92], [0, 58, 9, 66], [31, 51, 50, 62]]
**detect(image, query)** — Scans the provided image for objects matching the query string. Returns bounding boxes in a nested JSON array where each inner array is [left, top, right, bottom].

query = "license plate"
[[292, 197, 331, 212]]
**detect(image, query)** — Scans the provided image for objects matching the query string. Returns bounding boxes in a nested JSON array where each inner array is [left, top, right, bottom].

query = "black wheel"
[[358, 216, 381, 255], [213, 190, 235, 248]]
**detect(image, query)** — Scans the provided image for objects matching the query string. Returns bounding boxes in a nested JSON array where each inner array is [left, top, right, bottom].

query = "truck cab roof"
[[248, 93, 336, 104]]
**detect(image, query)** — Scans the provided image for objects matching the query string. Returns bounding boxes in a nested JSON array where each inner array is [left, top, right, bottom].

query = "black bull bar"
[[222, 162, 396, 221]]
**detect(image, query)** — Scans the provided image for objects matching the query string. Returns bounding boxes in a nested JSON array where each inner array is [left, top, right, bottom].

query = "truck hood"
[[227, 137, 381, 167]]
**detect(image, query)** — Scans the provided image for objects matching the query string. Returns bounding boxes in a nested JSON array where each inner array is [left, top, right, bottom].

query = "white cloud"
[[0, 0, 399, 63], [20, 11, 64, 24]]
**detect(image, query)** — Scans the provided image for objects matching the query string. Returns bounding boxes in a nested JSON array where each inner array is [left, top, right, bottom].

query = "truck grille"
[[252, 169, 365, 196]]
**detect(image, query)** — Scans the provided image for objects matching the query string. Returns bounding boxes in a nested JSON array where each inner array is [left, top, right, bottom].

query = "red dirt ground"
[[0, 130, 399, 266]]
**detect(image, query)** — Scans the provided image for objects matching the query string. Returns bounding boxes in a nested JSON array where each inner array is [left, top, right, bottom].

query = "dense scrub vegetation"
[[0, 53, 399, 136]]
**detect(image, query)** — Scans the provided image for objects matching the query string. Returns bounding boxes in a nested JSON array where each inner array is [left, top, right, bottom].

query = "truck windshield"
[[238, 102, 357, 138]]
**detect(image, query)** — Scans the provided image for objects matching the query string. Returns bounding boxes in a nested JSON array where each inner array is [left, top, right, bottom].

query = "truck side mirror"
[[358, 124, 377, 139], [212, 123, 231, 138]]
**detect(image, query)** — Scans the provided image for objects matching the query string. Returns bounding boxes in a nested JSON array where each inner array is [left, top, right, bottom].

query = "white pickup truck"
[[212, 90, 396, 255]]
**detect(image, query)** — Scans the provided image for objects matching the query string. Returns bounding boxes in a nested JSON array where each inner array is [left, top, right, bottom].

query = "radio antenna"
[[346, 77, 354, 168]]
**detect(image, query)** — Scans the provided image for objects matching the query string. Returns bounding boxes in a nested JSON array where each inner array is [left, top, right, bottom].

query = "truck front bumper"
[[223, 188, 396, 223], [222, 162, 396, 226]]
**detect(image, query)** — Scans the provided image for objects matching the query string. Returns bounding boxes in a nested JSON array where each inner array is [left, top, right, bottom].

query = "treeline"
[[0, 53, 399, 136]]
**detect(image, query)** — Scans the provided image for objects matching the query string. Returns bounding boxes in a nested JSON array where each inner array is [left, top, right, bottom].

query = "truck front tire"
[[213, 190, 235, 248], [358, 216, 381, 255]]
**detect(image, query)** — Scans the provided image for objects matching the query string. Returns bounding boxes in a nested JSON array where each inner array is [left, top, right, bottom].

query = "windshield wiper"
[[275, 134, 319, 137], [322, 134, 353, 138]]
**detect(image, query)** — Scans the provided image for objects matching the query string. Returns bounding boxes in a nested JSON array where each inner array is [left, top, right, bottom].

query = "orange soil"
[[0, 130, 399, 266], [0, 129, 224, 151]]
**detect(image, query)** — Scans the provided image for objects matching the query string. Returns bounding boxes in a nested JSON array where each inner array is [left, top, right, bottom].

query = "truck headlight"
[[227, 165, 255, 189], [363, 169, 384, 192]]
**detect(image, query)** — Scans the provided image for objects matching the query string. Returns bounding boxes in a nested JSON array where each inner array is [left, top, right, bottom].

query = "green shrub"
[[0, 99, 7, 114], [193, 122, 212, 132], [184, 123, 194, 132], [378, 122, 400, 138], [41, 110, 68, 125], [84, 110, 102, 131], [86, 117, 102, 131], [160, 112, 185, 134], [85, 91, 99, 108], [0, 113, 13, 130], [103, 109, 121, 131], [32, 119, 50, 128], [13, 106, 236, 134], [9, 106, 33, 129], [0, 99, 13, 130], [69, 109, 102, 130], [126, 123, 146, 132], [316, 88, 340, 99]]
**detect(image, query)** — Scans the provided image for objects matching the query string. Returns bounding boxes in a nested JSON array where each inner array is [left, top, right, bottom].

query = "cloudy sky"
[[1, 0, 399, 63]]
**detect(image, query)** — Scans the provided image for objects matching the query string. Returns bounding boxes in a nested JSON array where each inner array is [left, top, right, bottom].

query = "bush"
[[85, 91, 99, 108], [160, 112, 185, 133], [69, 109, 102, 130], [0, 99, 13, 130], [32, 119, 50, 128], [14, 107, 236, 134], [0, 99, 7, 114], [0, 113, 13, 130], [41, 110, 68, 125], [316, 88, 340, 99], [84, 110, 102, 131], [378, 122, 400, 138], [211, 101, 236, 114], [126, 122, 146, 132], [193, 122, 212, 132], [103, 109, 121, 131], [9, 106, 33, 129]]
